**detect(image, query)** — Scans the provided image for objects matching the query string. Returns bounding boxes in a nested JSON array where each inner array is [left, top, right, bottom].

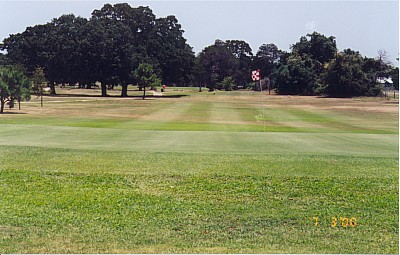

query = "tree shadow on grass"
[[384, 101, 399, 104], [51, 94, 113, 98], [0, 111, 27, 115], [52, 94, 188, 99], [142, 94, 189, 99]]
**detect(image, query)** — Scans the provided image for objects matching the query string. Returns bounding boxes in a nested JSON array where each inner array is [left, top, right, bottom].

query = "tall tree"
[[148, 15, 195, 86], [291, 32, 337, 64], [225, 40, 253, 87], [48, 14, 90, 93], [254, 43, 286, 91], [2, 15, 90, 95], [3, 3, 193, 97], [254, 43, 282, 76], [275, 53, 320, 95], [274, 32, 337, 95], [192, 57, 207, 91], [90, 4, 194, 92], [91, 4, 142, 97], [197, 40, 238, 91], [322, 51, 381, 97], [2, 23, 53, 75]]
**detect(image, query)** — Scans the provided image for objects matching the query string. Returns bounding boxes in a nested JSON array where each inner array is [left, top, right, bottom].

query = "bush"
[[218, 76, 235, 91]]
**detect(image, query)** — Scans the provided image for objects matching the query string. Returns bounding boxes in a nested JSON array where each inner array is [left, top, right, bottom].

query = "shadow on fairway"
[[384, 101, 399, 104], [50, 94, 188, 99], [0, 111, 27, 114], [147, 95, 189, 98]]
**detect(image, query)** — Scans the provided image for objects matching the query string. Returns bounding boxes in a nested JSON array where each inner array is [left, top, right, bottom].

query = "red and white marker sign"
[[251, 69, 260, 81]]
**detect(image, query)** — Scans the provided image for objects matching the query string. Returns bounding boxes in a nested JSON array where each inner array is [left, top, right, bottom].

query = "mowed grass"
[[2, 88, 397, 134], [0, 87, 398, 253]]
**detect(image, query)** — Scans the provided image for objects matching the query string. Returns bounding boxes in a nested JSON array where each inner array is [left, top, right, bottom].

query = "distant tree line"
[[197, 33, 398, 97], [0, 3, 398, 99], [1, 3, 194, 97]]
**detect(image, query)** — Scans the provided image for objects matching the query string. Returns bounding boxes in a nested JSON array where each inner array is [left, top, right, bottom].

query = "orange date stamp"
[[313, 216, 357, 227]]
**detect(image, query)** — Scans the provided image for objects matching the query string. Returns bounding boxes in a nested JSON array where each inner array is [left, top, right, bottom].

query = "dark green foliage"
[[273, 32, 398, 97], [274, 32, 335, 95], [291, 32, 337, 64], [389, 67, 399, 90], [322, 51, 385, 97], [1, 3, 194, 96], [194, 40, 255, 90], [89, 4, 194, 94], [253, 43, 285, 82], [0, 65, 30, 113], [148, 15, 195, 86], [218, 76, 235, 91], [31, 67, 46, 96], [273, 64, 290, 93], [225, 40, 253, 87], [192, 57, 207, 90], [275, 53, 321, 95], [133, 63, 161, 99], [1, 7, 397, 99], [197, 40, 239, 91], [0, 52, 7, 67]]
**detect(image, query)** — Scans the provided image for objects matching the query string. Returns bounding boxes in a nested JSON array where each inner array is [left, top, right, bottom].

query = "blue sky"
[[0, 1, 399, 64]]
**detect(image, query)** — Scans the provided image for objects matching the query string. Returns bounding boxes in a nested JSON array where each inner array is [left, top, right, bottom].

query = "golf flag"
[[252, 69, 260, 81]]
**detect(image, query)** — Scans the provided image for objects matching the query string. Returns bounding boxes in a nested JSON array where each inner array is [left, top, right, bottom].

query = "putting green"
[[0, 124, 397, 157]]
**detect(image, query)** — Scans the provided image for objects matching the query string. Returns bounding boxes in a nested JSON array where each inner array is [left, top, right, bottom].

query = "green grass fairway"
[[0, 88, 398, 253]]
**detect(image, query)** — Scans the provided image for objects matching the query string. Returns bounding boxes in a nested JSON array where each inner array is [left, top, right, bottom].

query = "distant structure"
[[377, 76, 396, 98], [376, 77, 394, 87]]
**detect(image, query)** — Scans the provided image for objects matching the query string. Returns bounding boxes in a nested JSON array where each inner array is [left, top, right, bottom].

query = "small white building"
[[376, 77, 394, 87]]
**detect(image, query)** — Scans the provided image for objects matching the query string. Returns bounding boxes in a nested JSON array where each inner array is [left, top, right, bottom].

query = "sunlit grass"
[[0, 167, 397, 253], [0, 88, 398, 253]]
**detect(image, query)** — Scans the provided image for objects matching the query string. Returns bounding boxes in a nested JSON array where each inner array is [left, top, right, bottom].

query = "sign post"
[[252, 69, 266, 131]]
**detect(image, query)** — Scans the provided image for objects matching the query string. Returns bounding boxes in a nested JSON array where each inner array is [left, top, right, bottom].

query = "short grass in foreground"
[[0, 148, 397, 253], [0, 88, 398, 253]]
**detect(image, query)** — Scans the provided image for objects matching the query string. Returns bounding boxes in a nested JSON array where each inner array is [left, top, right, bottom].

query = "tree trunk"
[[121, 83, 128, 97], [49, 81, 56, 95], [142, 86, 146, 100], [0, 97, 5, 114], [101, 81, 107, 97]]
